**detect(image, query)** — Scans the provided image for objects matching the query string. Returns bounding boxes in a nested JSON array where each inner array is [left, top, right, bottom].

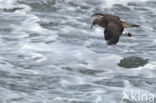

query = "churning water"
[[0, 0, 156, 103]]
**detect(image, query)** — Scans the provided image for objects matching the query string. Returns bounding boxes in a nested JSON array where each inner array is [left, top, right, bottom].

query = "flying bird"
[[3, 7, 23, 12], [91, 13, 140, 45], [91, 17, 139, 29]]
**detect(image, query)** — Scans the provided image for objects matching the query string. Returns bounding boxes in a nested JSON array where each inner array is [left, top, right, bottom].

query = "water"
[[0, 0, 156, 103]]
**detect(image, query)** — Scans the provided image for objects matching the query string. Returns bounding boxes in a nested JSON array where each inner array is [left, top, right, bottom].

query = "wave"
[[100, 0, 152, 7]]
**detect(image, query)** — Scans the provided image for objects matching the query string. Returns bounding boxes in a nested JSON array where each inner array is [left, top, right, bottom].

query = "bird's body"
[[91, 13, 139, 45], [3, 7, 23, 12], [91, 17, 139, 29]]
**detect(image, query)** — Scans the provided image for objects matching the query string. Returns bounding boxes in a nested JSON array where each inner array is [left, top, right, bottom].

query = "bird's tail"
[[122, 21, 140, 28]]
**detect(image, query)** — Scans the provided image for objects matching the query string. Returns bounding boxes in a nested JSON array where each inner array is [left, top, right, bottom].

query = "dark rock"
[[118, 56, 148, 68]]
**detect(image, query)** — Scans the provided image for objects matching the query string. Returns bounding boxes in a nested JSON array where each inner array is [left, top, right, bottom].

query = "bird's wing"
[[106, 33, 120, 45], [104, 23, 123, 45]]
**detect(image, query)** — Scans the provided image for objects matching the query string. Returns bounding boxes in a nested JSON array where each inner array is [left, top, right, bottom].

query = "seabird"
[[91, 13, 139, 45], [91, 17, 139, 29], [3, 7, 23, 12]]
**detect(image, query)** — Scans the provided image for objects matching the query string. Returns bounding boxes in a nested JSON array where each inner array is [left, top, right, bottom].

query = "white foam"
[[0, 0, 17, 8], [86, 53, 122, 70], [1, 0, 58, 62], [10, 12, 53, 35], [136, 61, 156, 70], [60, 76, 86, 86], [99, 0, 152, 8], [122, 80, 155, 101], [58, 0, 152, 9], [90, 28, 104, 37], [0, 59, 40, 75], [0, 0, 56, 40]]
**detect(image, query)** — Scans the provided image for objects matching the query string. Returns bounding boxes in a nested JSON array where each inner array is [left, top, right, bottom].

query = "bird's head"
[[91, 18, 101, 29]]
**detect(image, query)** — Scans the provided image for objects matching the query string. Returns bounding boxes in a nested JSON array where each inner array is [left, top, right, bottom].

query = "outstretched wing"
[[106, 34, 120, 45], [104, 23, 123, 45]]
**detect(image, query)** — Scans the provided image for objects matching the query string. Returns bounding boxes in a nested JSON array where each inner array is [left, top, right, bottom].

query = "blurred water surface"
[[0, 0, 156, 103]]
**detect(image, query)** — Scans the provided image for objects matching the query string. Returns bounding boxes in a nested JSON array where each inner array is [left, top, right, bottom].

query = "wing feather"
[[104, 23, 123, 45]]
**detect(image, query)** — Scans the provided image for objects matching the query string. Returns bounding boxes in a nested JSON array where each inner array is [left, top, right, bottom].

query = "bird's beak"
[[91, 23, 94, 29]]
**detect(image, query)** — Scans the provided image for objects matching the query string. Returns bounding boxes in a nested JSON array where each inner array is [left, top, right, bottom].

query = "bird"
[[91, 13, 139, 45], [3, 7, 23, 12], [91, 17, 139, 29]]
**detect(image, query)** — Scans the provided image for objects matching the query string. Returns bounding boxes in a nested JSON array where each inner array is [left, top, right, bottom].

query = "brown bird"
[[3, 7, 23, 12], [91, 17, 139, 29], [91, 13, 139, 45]]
